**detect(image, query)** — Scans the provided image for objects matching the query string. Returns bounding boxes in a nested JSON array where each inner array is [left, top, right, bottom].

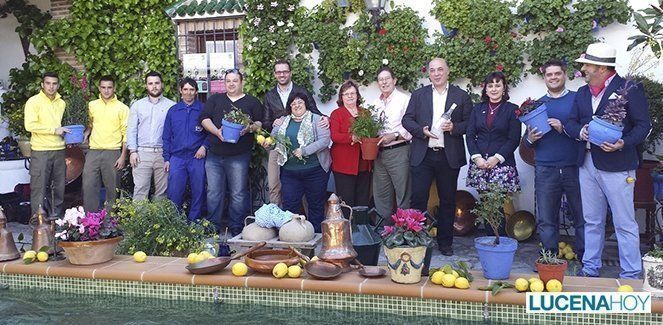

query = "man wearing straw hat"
[[564, 43, 651, 279]]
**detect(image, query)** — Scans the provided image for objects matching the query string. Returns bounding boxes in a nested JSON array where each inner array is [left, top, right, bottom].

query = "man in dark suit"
[[402, 58, 473, 256], [263, 59, 326, 206], [564, 43, 651, 279]]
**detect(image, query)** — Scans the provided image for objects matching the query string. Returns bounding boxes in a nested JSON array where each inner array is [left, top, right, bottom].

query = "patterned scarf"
[[275, 110, 314, 166]]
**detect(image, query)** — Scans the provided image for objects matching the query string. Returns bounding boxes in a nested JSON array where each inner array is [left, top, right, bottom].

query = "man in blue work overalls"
[[162, 77, 208, 220]]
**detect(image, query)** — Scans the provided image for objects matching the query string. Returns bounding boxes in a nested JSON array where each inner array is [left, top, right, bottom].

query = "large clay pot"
[[58, 236, 122, 265], [535, 260, 568, 284], [384, 245, 426, 284], [359, 137, 380, 160], [17, 138, 31, 157], [642, 255, 663, 297], [279, 215, 314, 242], [241, 216, 277, 241]]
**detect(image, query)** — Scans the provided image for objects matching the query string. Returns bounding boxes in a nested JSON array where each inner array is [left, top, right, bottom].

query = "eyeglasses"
[[290, 99, 305, 107], [275, 70, 291, 75], [378, 76, 392, 83], [342, 92, 357, 97]]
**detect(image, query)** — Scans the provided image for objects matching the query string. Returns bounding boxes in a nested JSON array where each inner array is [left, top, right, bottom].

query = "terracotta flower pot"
[[360, 137, 380, 160], [535, 260, 568, 284], [58, 236, 123, 265], [384, 245, 426, 284]]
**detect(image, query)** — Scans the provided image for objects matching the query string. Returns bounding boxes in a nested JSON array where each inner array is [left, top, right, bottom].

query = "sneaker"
[[575, 268, 598, 277]]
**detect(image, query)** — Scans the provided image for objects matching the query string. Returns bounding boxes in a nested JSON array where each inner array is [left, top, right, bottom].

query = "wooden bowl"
[[244, 249, 300, 273]]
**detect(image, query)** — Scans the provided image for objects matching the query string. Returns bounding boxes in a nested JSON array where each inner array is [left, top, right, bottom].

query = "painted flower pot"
[[474, 236, 518, 280], [58, 236, 123, 265], [535, 260, 568, 284], [518, 104, 551, 135], [384, 245, 426, 284], [642, 255, 663, 297], [360, 137, 380, 160], [653, 174, 663, 202], [221, 119, 244, 143], [63, 124, 85, 145], [588, 116, 623, 146]]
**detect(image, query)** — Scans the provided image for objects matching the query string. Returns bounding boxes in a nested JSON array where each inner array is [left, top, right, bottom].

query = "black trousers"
[[410, 148, 460, 248], [333, 171, 371, 207]]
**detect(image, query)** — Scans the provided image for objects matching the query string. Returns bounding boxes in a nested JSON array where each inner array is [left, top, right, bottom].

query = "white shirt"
[[277, 82, 293, 108], [371, 89, 412, 146], [429, 83, 449, 148]]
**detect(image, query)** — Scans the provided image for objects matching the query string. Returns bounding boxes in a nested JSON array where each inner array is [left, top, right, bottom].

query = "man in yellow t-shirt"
[[24, 72, 69, 218], [82, 76, 129, 212]]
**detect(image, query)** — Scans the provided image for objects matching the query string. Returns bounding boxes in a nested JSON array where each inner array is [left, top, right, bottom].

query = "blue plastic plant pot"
[[221, 119, 244, 143], [587, 116, 623, 147], [63, 125, 85, 145], [518, 104, 551, 135], [475, 236, 518, 280]]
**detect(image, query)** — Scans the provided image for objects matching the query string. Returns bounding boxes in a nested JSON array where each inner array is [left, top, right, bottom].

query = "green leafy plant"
[[381, 208, 433, 248], [349, 105, 385, 138], [646, 245, 663, 259], [536, 248, 566, 265], [628, 0, 663, 58], [62, 75, 91, 126], [478, 281, 515, 295], [113, 198, 218, 257], [223, 106, 252, 125], [471, 183, 509, 245]]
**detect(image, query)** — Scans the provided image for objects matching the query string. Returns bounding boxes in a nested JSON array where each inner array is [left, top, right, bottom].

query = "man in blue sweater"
[[525, 60, 584, 261], [162, 77, 208, 221]]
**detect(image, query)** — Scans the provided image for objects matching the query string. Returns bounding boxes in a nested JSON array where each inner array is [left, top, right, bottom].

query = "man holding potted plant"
[[126, 72, 176, 201], [523, 60, 584, 264], [401, 58, 473, 256], [565, 43, 651, 279], [371, 66, 412, 220], [24, 72, 68, 219], [82, 76, 129, 213]]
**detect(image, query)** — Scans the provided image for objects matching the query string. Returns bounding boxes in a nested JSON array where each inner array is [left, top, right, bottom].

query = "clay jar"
[[279, 215, 314, 242], [241, 216, 277, 241]]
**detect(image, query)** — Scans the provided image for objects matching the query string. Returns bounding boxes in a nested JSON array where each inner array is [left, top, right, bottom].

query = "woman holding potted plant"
[[270, 92, 331, 232], [330, 80, 372, 207]]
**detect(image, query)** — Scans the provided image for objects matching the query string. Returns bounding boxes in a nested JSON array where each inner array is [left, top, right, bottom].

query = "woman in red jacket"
[[330, 80, 371, 207]]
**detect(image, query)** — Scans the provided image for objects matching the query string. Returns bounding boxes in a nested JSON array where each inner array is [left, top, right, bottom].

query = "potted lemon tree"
[[381, 208, 433, 284]]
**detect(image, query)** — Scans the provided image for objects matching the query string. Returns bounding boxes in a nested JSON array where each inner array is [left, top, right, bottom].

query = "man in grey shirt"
[[126, 71, 176, 200]]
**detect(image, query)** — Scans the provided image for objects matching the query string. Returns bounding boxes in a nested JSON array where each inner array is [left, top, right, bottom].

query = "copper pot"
[[318, 194, 357, 272]]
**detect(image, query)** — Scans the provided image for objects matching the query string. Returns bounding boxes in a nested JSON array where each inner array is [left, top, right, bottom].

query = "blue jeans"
[[205, 151, 251, 236], [535, 165, 584, 257], [280, 166, 329, 233], [167, 155, 206, 221]]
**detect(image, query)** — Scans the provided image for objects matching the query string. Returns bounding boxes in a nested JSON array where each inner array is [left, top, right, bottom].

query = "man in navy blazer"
[[564, 43, 651, 279], [402, 58, 473, 256]]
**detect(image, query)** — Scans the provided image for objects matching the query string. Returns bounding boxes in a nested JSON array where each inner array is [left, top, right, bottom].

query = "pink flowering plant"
[[55, 207, 122, 242], [381, 208, 433, 248]]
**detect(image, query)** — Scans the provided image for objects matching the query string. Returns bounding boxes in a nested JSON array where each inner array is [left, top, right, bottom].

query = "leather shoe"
[[439, 247, 454, 256]]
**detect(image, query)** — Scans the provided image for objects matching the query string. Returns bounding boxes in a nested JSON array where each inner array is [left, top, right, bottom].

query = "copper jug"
[[318, 194, 357, 272], [31, 205, 54, 254], [0, 206, 20, 261]]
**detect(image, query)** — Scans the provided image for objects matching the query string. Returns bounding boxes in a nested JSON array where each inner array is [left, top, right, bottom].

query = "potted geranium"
[[55, 207, 123, 265], [471, 183, 518, 280], [349, 105, 385, 160], [587, 77, 637, 146], [535, 248, 568, 284], [221, 105, 251, 143], [643, 245, 663, 297], [62, 75, 90, 145], [381, 208, 433, 284], [516, 97, 550, 135]]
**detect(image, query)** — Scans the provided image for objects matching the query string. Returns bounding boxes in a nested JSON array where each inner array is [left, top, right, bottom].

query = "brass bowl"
[[65, 147, 85, 185], [505, 210, 536, 241], [244, 249, 300, 273]]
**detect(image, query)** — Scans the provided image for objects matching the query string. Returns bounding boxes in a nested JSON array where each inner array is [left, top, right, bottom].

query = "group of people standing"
[[24, 42, 650, 279]]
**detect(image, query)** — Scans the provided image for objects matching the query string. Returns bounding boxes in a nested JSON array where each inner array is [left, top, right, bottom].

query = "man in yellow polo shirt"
[[82, 76, 129, 212], [24, 72, 69, 218]]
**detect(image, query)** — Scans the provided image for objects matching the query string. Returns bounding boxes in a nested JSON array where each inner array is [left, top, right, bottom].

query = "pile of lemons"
[[22, 250, 49, 264], [272, 262, 302, 278], [557, 242, 576, 260], [430, 265, 470, 289], [186, 251, 215, 264], [514, 277, 562, 292]]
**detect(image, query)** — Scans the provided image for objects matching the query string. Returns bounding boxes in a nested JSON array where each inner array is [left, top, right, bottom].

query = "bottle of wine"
[[441, 103, 457, 122]]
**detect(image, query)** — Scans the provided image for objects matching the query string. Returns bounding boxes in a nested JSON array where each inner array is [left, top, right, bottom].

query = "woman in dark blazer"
[[465, 71, 521, 193], [330, 80, 371, 206]]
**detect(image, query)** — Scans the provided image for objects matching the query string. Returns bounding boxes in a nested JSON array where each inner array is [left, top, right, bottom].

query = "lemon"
[[558, 242, 567, 249], [546, 279, 563, 292], [564, 252, 576, 260], [272, 262, 288, 278], [530, 280, 545, 292], [528, 277, 540, 284], [199, 251, 213, 259], [451, 270, 460, 278], [310, 256, 319, 262], [515, 278, 529, 292], [193, 254, 207, 264], [617, 285, 634, 292], [133, 251, 147, 263], [431, 271, 445, 285], [37, 251, 49, 262], [232, 262, 248, 276], [454, 277, 470, 289], [256, 135, 266, 145], [563, 246, 573, 255], [288, 265, 302, 278], [24, 250, 37, 259], [187, 253, 198, 264], [441, 273, 457, 288], [429, 227, 437, 237], [264, 137, 274, 145]]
